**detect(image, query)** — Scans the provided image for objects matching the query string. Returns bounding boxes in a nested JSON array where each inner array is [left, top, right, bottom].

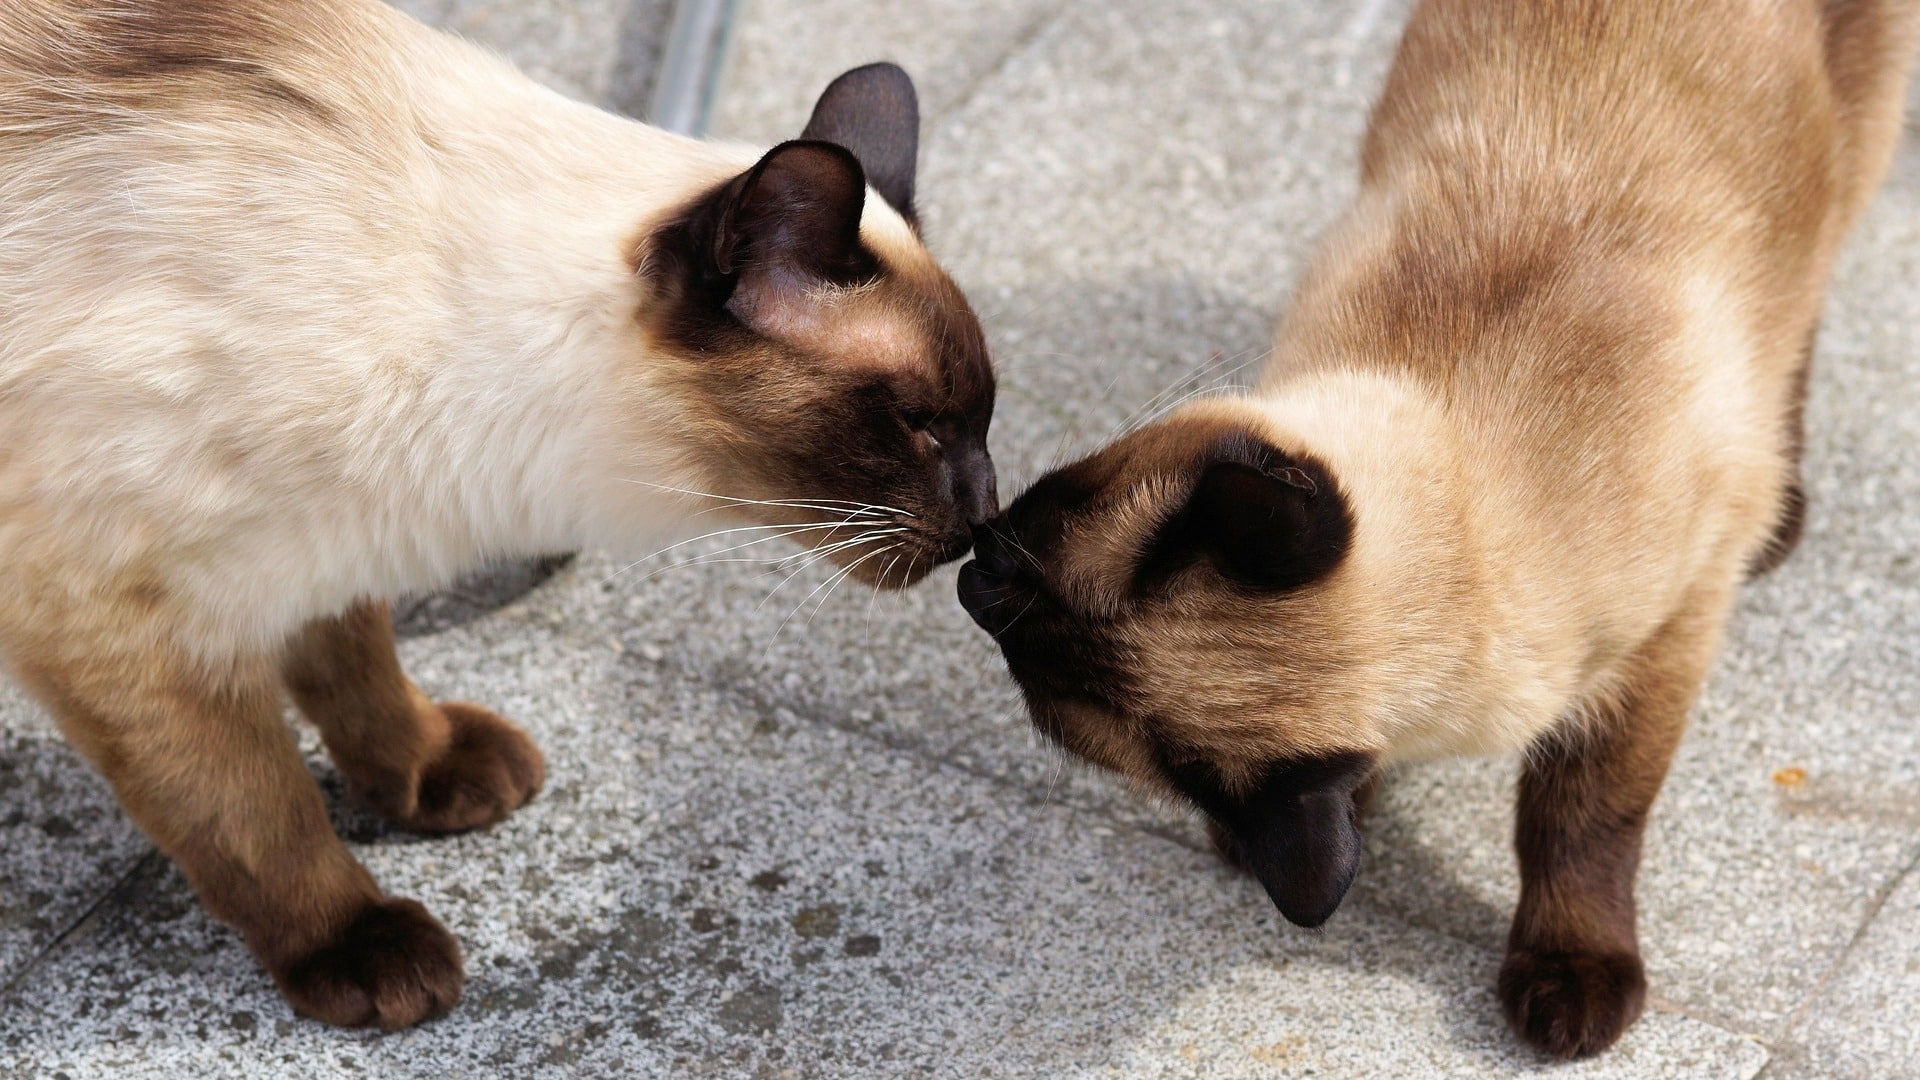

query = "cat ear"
[[1140, 440, 1352, 592], [800, 62, 920, 222], [1169, 753, 1375, 928], [698, 140, 877, 334]]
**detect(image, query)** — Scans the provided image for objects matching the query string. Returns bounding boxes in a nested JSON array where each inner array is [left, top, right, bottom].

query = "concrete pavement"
[[3, 0, 1917, 1076]]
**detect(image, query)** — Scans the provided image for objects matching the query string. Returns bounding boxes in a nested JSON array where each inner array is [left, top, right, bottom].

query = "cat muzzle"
[[957, 522, 1020, 635]]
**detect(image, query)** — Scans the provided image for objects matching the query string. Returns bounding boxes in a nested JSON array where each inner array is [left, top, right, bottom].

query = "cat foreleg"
[[283, 600, 543, 834]]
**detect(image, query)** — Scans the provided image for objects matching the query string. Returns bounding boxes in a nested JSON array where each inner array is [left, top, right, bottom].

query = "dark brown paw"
[[395, 703, 545, 834], [276, 898, 464, 1029], [1499, 947, 1646, 1059]]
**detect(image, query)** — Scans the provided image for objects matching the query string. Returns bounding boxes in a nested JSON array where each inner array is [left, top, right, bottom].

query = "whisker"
[[751, 545, 848, 618], [619, 478, 914, 520], [1125, 344, 1260, 424], [602, 520, 870, 584], [994, 593, 1039, 638], [1106, 344, 1269, 444], [805, 544, 897, 633], [1048, 364, 1132, 468], [1128, 349, 1269, 433], [764, 544, 891, 656], [1041, 743, 1069, 809], [777, 528, 912, 567], [866, 552, 902, 632]]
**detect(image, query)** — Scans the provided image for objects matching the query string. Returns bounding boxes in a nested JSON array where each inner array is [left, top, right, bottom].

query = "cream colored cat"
[[960, 0, 1915, 1059], [0, 0, 994, 1028]]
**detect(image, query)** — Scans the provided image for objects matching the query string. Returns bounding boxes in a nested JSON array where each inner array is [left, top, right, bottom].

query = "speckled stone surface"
[[2, 0, 1915, 1076], [1767, 860, 1920, 1079], [0, 557, 1768, 1079]]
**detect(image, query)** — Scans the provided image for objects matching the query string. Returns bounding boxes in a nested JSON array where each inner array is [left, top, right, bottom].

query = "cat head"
[[639, 64, 995, 589], [957, 395, 1471, 927]]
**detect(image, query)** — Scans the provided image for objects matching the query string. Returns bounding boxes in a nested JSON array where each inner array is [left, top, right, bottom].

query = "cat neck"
[[350, 25, 767, 567], [1232, 370, 1577, 761]]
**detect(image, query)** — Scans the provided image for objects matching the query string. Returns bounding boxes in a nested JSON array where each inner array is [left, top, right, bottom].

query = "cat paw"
[[398, 703, 545, 834], [276, 898, 463, 1029], [1498, 946, 1646, 1059]]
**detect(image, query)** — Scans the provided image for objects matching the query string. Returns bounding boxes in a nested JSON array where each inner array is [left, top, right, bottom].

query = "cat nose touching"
[[947, 442, 999, 528], [957, 520, 1021, 635]]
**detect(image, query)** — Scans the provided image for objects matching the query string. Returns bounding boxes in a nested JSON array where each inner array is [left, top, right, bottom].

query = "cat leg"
[[1499, 591, 1726, 1058], [283, 599, 543, 834], [14, 647, 462, 1029]]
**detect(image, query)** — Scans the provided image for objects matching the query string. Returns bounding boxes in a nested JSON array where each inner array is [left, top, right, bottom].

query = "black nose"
[[952, 447, 999, 526], [957, 520, 1021, 635]]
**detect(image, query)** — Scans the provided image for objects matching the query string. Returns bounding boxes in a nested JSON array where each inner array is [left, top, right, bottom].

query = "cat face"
[[640, 66, 996, 589], [957, 404, 1382, 927]]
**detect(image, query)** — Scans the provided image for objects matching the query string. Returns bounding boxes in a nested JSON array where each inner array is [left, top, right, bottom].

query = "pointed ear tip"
[[833, 61, 917, 94]]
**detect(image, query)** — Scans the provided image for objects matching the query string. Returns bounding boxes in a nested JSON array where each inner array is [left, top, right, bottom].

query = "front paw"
[[275, 898, 464, 1029], [401, 702, 545, 833], [1498, 946, 1646, 1059]]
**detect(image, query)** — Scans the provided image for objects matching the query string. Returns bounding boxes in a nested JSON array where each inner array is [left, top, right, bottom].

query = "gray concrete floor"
[[4, 1, 1918, 1077]]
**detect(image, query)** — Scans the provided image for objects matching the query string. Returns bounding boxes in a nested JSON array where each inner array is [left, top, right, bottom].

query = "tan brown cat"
[[959, 0, 1915, 1059], [0, 0, 994, 1029]]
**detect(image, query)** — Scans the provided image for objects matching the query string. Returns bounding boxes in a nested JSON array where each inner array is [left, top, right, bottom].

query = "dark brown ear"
[[1140, 437, 1352, 592], [800, 62, 920, 223], [681, 140, 878, 335], [1167, 753, 1375, 928]]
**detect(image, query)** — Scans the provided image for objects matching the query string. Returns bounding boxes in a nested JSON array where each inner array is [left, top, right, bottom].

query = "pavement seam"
[[1752, 837, 1920, 1078], [0, 849, 157, 1004], [924, 0, 1078, 131]]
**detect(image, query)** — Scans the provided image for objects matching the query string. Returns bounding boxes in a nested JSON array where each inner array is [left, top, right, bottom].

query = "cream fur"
[[0, 0, 916, 662]]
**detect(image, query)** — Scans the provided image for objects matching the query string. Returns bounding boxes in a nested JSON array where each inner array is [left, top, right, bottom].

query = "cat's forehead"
[[1001, 412, 1249, 610], [863, 228, 994, 415], [1011, 412, 1249, 535]]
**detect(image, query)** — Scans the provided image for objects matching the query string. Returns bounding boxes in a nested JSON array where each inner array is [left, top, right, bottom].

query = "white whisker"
[[618, 478, 915, 520], [602, 520, 871, 584], [764, 544, 890, 656], [777, 528, 911, 567]]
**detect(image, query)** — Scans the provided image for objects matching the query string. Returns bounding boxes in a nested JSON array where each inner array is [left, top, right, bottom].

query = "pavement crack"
[[1764, 837, 1920, 1066], [929, 0, 1077, 129], [0, 848, 158, 1002]]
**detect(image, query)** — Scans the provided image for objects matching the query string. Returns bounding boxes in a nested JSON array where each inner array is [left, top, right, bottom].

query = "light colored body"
[[961, 0, 1918, 1058], [2, 0, 846, 659], [0, 0, 993, 1028], [1245, 0, 1913, 763]]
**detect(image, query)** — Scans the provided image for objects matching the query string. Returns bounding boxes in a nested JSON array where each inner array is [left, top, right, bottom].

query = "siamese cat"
[[960, 0, 1915, 1059], [0, 0, 994, 1030]]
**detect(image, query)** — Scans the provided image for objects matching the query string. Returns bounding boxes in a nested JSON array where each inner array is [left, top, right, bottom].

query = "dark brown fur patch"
[[276, 897, 465, 1030], [637, 146, 996, 586]]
